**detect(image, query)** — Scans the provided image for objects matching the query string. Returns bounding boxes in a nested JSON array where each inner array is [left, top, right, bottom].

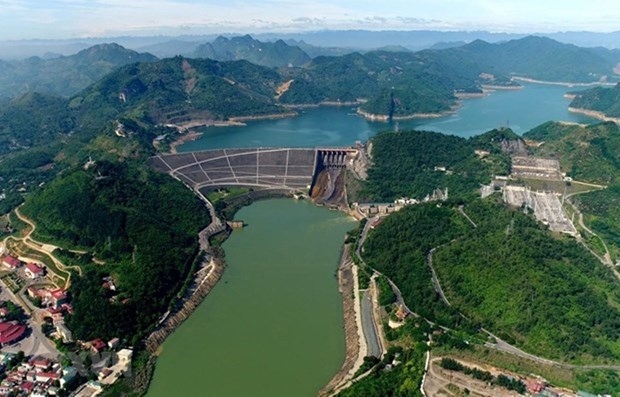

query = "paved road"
[[427, 248, 451, 307], [360, 289, 381, 358]]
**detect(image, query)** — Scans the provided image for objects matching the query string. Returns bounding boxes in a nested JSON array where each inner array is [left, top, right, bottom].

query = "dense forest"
[[570, 83, 620, 118], [0, 43, 157, 100], [21, 160, 210, 343], [364, 198, 620, 363], [362, 129, 515, 202]]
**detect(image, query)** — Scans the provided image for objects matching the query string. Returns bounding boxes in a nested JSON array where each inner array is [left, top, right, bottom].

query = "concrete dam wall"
[[148, 147, 356, 193]]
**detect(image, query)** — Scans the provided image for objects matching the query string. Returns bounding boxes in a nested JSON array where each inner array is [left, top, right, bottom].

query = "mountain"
[[432, 36, 620, 83], [194, 35, 311, 67], [72, 56, 286, 125], [0, 43, 158, 99], [569, 83, 620, 118], [280, 49, 493, 116], [136, 40, 202, 58]]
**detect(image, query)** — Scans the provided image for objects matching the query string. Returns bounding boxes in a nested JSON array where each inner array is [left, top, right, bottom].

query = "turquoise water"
[[178, 84, 596, 151]]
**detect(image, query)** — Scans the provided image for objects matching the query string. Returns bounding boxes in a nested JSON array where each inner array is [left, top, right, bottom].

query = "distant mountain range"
[[3, 29, 620, 61], [193, 35, 311, 67], [0, 43, 157, 99], [1, 35, 620, 126]]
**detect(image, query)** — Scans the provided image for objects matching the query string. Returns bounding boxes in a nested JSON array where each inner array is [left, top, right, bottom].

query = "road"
[[360, 289, 381, 358], [0, 281, 59, 359], [427, 248, 451, 306]]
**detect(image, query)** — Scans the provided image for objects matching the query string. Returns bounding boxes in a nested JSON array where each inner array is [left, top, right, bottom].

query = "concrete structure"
[[511, 156, 562, 180], [148, 147, 357, 192], [503, 185, 578, 236]]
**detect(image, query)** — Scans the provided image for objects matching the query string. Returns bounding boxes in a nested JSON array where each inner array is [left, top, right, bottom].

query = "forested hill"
[[431, 36, 620, 83], [21, 159, 210, 343], [524, 121, 620, 185], [360, 128, 519, 202], [0, 43, 158, 99], [72, 56, 286, 125], [360, 129, 620, 364], [569, 83, 620, 118], [194, 35, 311, 67]]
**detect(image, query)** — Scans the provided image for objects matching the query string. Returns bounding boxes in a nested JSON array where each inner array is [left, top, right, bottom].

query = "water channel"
[[148, 199, 356, 397]]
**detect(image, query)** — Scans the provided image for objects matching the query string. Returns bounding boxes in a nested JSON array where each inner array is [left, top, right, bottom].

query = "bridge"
[[148, 147, 357, 191]]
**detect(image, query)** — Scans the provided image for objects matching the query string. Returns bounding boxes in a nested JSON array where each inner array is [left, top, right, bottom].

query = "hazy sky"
[[0, 0, 618, 40]]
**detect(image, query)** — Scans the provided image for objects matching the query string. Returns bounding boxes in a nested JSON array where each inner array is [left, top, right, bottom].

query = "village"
[[0, 250, 133, 397]]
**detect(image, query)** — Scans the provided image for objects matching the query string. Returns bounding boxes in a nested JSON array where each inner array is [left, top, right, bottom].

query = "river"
[[178, 83, 597, 152], [149, 82, 598, 396], [148, 199, 356, 397]]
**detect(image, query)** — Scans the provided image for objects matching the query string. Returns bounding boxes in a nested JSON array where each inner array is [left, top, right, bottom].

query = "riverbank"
[[481, 84, 524, 91], [356, 108, 456, 122], [319, 244, 367, 397], [167, 111, 298, 153], [512, 76, 616, 87], [568, 107, 620, 124], [283, 100, 365, 109]]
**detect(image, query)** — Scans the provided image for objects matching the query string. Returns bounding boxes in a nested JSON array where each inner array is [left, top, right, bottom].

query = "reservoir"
[[148, 199, 356, 397], [178, 83, 597, 152]]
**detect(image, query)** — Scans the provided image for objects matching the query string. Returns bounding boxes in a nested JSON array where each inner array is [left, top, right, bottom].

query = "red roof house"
[[1, 255, 21, 269], [24, 263, 45, 279], [0, 321, 26, 346], [91, 338, 107, 353]]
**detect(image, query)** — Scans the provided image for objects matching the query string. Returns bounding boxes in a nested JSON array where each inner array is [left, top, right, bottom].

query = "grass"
[[205, 187, 251, 204], [433, 344, 620, 394], [11, 242, 68, 287]]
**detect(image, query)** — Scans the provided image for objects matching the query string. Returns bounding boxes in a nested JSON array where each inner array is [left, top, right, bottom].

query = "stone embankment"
[[145, 256, 225, 353], [145, 193, 226, 353], [319, 245, 364, 397]]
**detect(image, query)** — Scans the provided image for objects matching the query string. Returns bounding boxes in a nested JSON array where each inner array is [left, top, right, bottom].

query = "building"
[[107, 337, 120, 350], [56, 323, 73, 344], [24, 263, 45, 279], [1, 255, 21, 269], [90, 339, 107, 353], [49, 289, 68, 308], [0, 321, 27, 347]]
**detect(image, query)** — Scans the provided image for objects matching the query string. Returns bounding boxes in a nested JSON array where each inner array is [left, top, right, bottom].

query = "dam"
[[148, 147, 357, 193]]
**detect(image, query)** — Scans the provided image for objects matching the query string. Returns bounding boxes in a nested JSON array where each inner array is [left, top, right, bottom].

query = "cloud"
[[0, 0, 619, 40]]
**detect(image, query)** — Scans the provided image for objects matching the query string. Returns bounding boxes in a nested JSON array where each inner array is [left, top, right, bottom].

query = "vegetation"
[[570, 83, 620, 118], [21, 160, 210, 343], [0, 43, 158, 99], [438, 358, 526, 393], [336, 346, 426, 397], [524, 121, 620, 184], [194, 35, 311, 67], [437, 36, 620, 83], [362, 129, 515, 202]]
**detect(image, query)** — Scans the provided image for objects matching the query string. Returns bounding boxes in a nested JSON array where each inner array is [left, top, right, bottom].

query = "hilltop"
[[0, 43, 157, 99], [194, 35, 311, 67], [569, 83, 620, 119]]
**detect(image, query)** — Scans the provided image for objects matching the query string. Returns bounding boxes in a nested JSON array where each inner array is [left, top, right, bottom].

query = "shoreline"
[[481, 84, 524, 91], [319, 244, 367, 397], [356, 107, 457, 122], [568, 107, 620, 124], [512, 76, 617, 88]]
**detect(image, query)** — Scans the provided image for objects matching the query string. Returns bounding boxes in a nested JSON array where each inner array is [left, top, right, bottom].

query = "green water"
[[178, 83, 597, 151], [148, 199, 356, 397]]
